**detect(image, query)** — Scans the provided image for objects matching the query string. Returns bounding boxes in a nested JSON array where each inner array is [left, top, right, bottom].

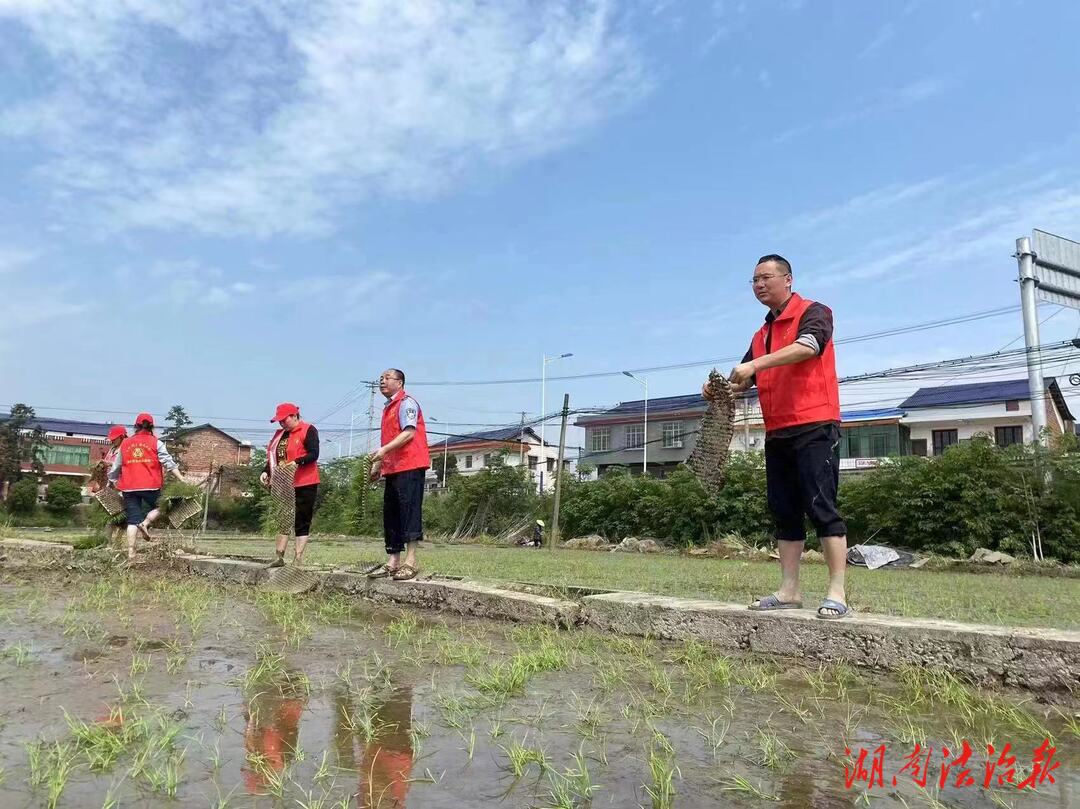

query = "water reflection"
[[334, 686, 415, 809], [242, 675, 308, 794]]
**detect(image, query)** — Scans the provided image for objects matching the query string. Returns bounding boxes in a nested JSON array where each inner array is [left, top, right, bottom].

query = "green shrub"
[[45, 478, 82, 516], [5, 477, 38, 515]]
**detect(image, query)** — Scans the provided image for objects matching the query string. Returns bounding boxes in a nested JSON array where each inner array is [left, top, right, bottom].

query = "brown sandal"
[[365, 563, 397, 579], [391, 564, 418, 581]]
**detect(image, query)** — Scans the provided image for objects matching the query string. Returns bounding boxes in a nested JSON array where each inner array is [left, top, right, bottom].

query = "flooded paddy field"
[[0, 569, 1075, 808]]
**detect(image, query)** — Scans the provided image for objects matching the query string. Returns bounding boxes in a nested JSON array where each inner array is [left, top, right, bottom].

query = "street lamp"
[[622, 371, 648, 477], [541, 352, 573, 492]]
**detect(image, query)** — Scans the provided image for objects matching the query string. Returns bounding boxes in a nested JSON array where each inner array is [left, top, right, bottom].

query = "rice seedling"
[[313, 750, 334, 784], [460, 727, 477, 761], [733, 661, 777, 692], [213, 704, 229, 733], [571, 696, 607, 739], [130, 653, 152, 676], [756, 727, 793, 770], [434, 692, 472, 730], [717, 773, 778, 801], [545, 746, 602, 808], [501, 737, 550, 778], [643, 733, 679, 809], [695, 714, 729, 760], [385, 613, 420, 646], [648, 664, 674, 699], [773, 691, 814, 724], [63, 707, 128, 770], [143, 750, 185, 797], [26, 740, 81, 809], [3, 640, 35, 666]]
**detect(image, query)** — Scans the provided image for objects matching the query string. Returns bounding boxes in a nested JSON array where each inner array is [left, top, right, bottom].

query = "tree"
[[45, 478, 82, 516], [429, 451, 458, 486], [162, 405, 193, 461], [5, 477, 39, 515], [0, 403, 47, 498]]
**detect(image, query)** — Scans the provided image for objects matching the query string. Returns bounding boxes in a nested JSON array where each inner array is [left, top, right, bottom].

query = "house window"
[[464, 455, 473, 469], [1005, 400, 1020, 412], [590, 427, 611, 453], [871, 434, 887, 457], [932, 429, 958, 456], [546, 458, 555, 473], [483, 453, 493, 467], [625, 423, 644, 449], [39, 445, 91, 466], [995, 426, 1024, 447], [910, 439, 928, 457], [846, 433, 861, 458], [661, 422, 683, 449], [528, 455, 538, 470]]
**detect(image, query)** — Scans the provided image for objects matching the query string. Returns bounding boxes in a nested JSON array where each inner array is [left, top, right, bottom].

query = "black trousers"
[[383, 468, 426, 554], [764, 423, 847, 541], [294, 484, 319, 536]]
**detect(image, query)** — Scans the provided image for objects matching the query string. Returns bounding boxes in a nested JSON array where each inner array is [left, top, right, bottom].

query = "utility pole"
[[518, 411, 526, 468], [1016, 236, 1048, 443], [366, 383, 376, 454], [201, 443, 218, 534], [549, 394, 570, 550]]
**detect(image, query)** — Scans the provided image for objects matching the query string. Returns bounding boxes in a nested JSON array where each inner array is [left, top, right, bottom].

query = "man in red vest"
[[366, 368, 430, 581], [705, 254, 849, 619], [107, 413, 185, 562], [261, 403, 320, 567]]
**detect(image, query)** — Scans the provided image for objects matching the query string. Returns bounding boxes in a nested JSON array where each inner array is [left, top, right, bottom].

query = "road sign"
[[1032, 229, 1080, 310]]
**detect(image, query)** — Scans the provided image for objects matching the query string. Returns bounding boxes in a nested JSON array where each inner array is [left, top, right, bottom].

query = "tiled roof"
[[431, 426, 541, 449], [901, 378, 1050, 408], [0, 415, 114, 437]]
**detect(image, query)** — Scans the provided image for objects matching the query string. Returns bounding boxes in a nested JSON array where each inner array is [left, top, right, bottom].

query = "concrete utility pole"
[[366, 383, 376, 454], [549, 393, 570, 550], [1016, 236, 1048, 444]]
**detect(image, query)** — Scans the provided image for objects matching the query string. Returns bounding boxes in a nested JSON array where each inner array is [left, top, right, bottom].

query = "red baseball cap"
[[271, 402, 300, 423], [107, 425, 128, 442], [134, 412, 154, 427]]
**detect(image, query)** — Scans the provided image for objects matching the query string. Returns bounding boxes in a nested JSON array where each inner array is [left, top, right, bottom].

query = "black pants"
[[764, 423, 847, 541], [294, 484, 318, 536], [383, 468, 426, 554]]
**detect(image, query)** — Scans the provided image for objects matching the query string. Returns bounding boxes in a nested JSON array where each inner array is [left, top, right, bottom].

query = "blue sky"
[[2, 0, 1080, 452]]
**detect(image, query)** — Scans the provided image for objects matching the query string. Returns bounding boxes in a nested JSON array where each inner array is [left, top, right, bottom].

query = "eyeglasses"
[[750, 274, 785, 284]]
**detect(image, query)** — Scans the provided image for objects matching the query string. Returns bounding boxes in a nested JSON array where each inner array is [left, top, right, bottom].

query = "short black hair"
[[757, 254, 792, 275], [391, 368, 405, 386]]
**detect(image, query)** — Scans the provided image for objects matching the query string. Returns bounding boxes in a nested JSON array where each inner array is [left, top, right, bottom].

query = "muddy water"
[[0, 570, 1075, 809]]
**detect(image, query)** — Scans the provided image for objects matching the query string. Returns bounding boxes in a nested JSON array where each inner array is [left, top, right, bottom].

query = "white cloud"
[[774, 77, 948, 143], [0, 246, 38, 273], [0, 0, 648, 237]]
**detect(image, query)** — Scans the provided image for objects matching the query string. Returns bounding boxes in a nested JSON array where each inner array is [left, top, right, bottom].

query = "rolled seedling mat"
[[269, 464, 296, 536], [93, 487, 125, 517], [686, 368, 737, 496], [167, 497, 202, 529], [262, 565, 319, 594]]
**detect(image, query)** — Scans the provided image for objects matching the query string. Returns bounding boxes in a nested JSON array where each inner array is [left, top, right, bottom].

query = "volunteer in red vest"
[[260, 403, 320, 567], [705, 254, 849, 619], [366, 369, 430, 582], [107, 413, 184, 562], [90, 425, 128, 542]]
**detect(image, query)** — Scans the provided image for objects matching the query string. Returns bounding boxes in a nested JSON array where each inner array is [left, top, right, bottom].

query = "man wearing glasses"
[[704, 254, 848, 619]]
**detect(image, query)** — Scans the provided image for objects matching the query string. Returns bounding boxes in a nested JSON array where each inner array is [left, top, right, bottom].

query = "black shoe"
[[266, 555, 285, 569]]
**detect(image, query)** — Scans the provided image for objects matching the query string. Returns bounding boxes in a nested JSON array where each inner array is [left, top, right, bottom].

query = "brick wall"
[[177, 428, 251, 475]]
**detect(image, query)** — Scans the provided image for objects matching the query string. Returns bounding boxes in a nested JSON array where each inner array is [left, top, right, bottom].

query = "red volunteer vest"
[[380, 391, 431, 475], [267, 421, 320, 487], [117, 432, 164, 492], [751, 292, 841, 433]]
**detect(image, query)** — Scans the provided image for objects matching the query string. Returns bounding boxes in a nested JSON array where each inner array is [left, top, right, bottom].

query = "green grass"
[[13, 528, 1079, 629]]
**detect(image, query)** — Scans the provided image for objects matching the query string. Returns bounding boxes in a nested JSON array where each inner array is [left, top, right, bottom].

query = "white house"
[[899, 377, 1075, 455], [427, 426, 566, 492]]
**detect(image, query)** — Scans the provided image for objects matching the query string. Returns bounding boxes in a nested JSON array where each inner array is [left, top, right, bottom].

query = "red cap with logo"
[[271, 402, 300, 423], [107, 425, 128, 442], [134, 412, 154, 427]]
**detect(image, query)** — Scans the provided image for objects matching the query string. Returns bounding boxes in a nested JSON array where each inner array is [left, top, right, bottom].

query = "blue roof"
[[576, 391, 752, 424], [840, 407, 905, 422], [0, 415, 114, 437], [432, 426, 541, 449], [901, 378, 1053, 409]]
